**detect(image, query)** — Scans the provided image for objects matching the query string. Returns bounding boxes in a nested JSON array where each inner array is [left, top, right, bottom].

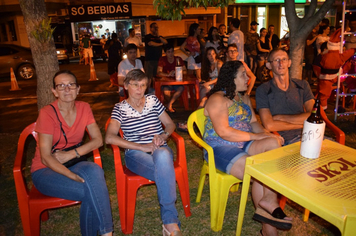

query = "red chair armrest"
[[109, 144, 125, 174], [169, 131, 188, 169], [320, 108, 345, 145]]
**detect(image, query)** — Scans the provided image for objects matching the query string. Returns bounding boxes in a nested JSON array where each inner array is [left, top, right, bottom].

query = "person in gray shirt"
[[256, 49, 315, 145]]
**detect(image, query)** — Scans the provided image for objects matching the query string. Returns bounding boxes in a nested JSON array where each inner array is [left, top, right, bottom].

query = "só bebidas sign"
[[69, 3, 132, 21]]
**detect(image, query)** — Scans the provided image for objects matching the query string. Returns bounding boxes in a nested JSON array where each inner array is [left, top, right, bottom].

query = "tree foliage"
[[286, 0, 335, 79], [153, 0, 233, 20], [30, 18, 56, 44]]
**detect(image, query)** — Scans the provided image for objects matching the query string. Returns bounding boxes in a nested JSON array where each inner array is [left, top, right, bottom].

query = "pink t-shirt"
[[158, 56, 184, 73], [31, 100, 96, 173], [185, 36, 200, 54]]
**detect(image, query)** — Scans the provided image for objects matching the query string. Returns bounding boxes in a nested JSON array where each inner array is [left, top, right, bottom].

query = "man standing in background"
[[267, 25, 281, 50], [144, 22, 168, 91], [124, 28, 143, 58], [228, 18, 244, 61], [245, 21, 259, 74], [82, 34, 93, 65]]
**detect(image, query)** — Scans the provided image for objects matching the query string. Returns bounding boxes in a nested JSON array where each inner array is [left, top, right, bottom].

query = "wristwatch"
[[74, 148, 80, 158], [163, 131, 170, 137]]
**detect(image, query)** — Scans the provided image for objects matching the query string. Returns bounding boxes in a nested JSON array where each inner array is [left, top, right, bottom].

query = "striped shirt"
[[111, 94, 165, 144]]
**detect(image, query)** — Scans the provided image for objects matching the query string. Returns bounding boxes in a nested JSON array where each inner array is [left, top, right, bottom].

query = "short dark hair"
[[268, 24, 275, 29], [126, 43, 137, 52], [227, 43, 238, 51], [230, 18, 241, 29], [267, 49, 289, 62], [163, 43, 174, 52], [128, 28, 134, 34], [150, 22, 157, 29], [321, 18, 330, 26], [53, 70, 77, 89], [124, 69, 148, 85], [260, 27, 267, 34], [218, 24, 226, 29], [111, 33, 118, 39], [210, 61, 244, 100]]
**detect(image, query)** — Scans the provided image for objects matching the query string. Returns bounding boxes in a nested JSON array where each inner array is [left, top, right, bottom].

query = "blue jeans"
[[125, 146, 179, 225], [205, 141, 253, 174], [32, 162, 113, 236]]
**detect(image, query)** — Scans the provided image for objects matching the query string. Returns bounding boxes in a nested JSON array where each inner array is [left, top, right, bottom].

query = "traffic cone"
[[9, 67, 21, 91], [88, 61, 99, 81]]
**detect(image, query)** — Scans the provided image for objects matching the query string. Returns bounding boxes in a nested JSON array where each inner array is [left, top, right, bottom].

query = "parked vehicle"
[[0, 44, 36, 80], [55, 42, 70, 64]]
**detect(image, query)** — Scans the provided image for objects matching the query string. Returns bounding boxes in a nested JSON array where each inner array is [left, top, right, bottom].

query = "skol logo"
[[307, 158, 356, 183]]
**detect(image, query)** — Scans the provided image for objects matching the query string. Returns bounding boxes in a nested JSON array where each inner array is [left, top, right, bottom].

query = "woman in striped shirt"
[[105, 69, 182, 236]]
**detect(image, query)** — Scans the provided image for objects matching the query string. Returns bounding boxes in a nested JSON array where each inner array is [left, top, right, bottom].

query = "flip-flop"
[[253, 207, 292, 230]]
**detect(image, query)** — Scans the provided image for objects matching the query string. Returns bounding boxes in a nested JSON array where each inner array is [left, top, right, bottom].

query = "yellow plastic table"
[[236, 140, 356, 236]]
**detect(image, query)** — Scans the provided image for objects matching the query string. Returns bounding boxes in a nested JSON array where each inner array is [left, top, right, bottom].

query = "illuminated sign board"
[[69, 3, 132, 21], [235, 0, 306, 3]]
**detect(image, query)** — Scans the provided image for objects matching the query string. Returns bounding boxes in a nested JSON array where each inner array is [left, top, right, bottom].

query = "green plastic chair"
[[187, 108, 242, 232]]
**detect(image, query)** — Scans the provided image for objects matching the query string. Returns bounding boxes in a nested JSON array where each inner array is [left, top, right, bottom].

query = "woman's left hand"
[[152, 134, 166, 147]]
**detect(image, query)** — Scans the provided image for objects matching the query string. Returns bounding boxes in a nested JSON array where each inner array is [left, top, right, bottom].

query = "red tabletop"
[[154, 74, 200, 110]]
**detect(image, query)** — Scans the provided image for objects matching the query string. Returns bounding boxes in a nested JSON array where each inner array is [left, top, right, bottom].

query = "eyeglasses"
[[228, 50, 238, 53], [55, 83, 78, 91], [269, 58, 289, 64], [128, 83, 147, 89]]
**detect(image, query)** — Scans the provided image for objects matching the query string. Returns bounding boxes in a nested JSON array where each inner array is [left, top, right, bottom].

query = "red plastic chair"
[[105, 118, 191, 234], [13, 122, 102, 236]]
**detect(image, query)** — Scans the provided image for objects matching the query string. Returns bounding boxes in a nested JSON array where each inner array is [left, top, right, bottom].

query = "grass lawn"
[[2, 114, 354, 235]]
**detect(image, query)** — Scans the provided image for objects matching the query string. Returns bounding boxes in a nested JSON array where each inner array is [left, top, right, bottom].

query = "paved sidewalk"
[[0, 60, 192, 133]]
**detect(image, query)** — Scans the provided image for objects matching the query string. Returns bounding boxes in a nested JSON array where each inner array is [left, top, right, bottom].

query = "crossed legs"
[[230, 137, 292, 236]]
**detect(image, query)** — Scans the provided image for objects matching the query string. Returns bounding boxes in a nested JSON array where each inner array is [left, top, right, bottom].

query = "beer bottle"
[[300, 97, 325, 159], [306, 98, 323, 124]]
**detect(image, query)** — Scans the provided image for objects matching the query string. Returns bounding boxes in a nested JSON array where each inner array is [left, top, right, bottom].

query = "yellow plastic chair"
[[187, 108, 242, 232]]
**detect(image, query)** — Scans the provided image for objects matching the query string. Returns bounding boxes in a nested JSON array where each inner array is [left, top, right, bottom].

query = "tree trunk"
[[19, 0, 59, 110], [285, 0, 335, 80]]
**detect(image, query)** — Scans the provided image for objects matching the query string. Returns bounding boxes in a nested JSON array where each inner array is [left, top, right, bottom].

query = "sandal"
[[253, 207, 292, 230], [162, 225, 182, 236]]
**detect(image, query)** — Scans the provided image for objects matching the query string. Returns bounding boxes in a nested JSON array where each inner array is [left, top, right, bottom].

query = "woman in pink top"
[[180, 23, 202, 81], [31, 70, 113, 236]]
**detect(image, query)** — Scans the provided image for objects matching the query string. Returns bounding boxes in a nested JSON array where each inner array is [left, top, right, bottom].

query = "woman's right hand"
[[70, 172, 85, 183], [251, 132, 284, 145], [140, 143, 159, 154]]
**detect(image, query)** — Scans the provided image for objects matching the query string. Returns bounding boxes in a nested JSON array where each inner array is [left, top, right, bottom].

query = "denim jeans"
[[125, 146, 179, 225], [32, 162, 113, 236]]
